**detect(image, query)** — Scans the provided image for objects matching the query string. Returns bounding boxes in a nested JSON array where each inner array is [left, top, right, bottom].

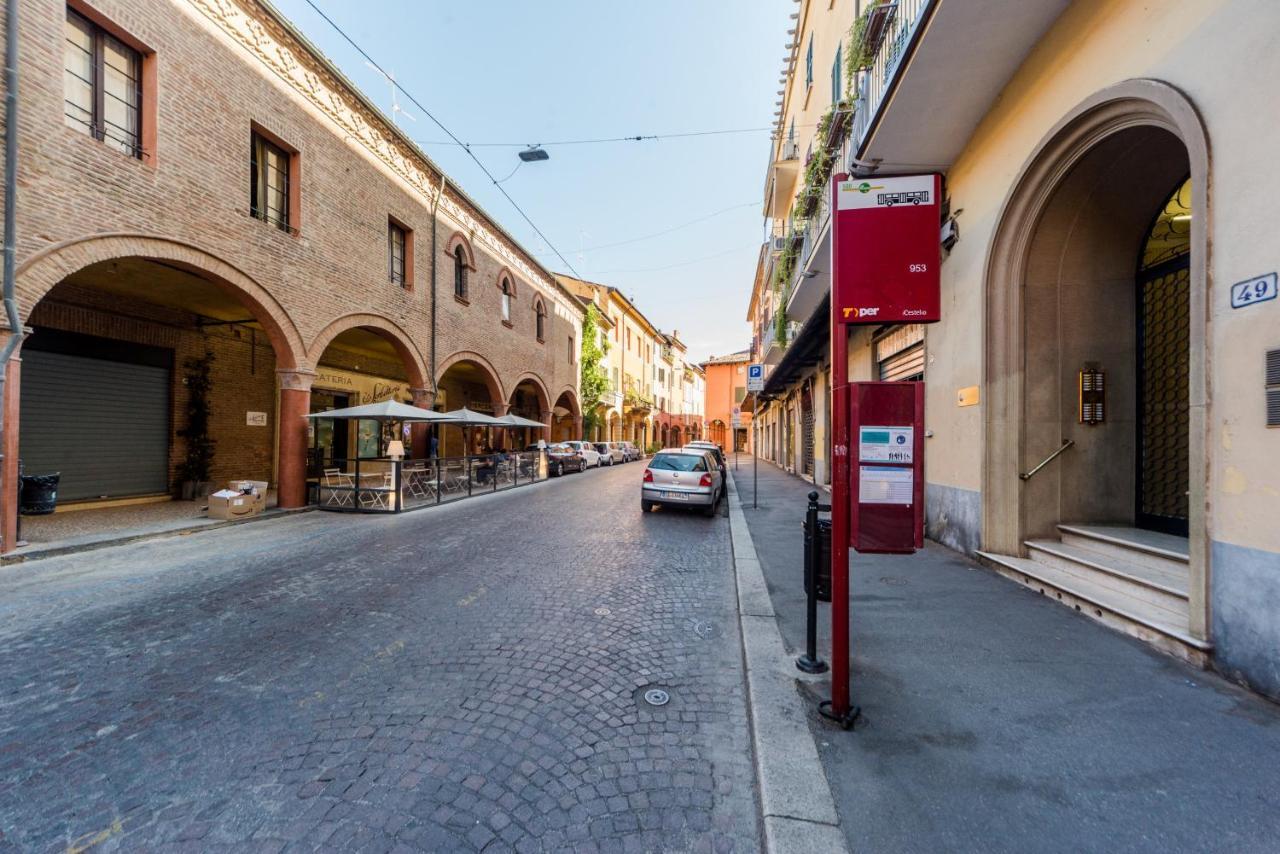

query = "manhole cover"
[[594, 607, 611, 616], [879, 576, 909, 587], [687, 619, 720, 638], [643, 689, 671, 707]]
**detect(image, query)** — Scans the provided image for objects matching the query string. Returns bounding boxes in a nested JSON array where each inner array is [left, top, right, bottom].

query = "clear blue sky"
[[269, 0, 790, 362]]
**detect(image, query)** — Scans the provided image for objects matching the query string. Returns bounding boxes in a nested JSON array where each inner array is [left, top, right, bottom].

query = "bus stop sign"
[[832, 173, 942, 325]]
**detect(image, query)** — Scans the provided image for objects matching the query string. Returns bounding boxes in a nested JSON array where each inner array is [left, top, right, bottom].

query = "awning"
[[492, 413, 546, 428], [305, 400, 454, 422], [438, 407, 504, 426]]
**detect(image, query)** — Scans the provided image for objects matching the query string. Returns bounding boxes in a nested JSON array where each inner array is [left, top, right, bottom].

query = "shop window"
[[250, 129, 295, 232], [64, 6, 147, 159]]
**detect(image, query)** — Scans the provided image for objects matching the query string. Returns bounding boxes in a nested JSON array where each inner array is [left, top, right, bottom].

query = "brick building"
[[0, 0, 583, 550]]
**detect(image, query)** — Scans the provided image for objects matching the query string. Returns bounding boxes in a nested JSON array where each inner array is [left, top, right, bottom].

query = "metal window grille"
[[1267, 348, 1280, 428], [453, 247, 467, 298], [64, 9, 142, 158], [250, 133, 290, 231], [388, 222, 406, 286]]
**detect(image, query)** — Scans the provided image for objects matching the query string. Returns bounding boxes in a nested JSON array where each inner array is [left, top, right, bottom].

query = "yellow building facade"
[[747, 0, 1280, 701]]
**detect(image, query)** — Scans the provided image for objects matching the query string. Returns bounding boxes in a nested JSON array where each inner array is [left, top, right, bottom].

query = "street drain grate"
[[633, 684, 675, 708], [643, 689, 670, 707]]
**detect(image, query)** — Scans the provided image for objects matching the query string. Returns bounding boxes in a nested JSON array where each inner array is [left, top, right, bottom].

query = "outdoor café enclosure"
[[306, 401, 548, 512]]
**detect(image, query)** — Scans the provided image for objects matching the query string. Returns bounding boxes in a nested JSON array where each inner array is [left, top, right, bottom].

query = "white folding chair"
[[323, 468, 354, 507]]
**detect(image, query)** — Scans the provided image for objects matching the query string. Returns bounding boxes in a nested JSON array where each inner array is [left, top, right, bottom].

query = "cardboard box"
[[208, 490, 260, 521], [228, 480, 269, 512]]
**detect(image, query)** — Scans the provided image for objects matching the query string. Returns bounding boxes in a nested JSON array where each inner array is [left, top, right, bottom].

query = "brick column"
[[540, 409, 553, 443], [572, 414, 583, 440], [409, 387, 434, 459], [0, 344, 21, 553], [276, 369, 315, 509]]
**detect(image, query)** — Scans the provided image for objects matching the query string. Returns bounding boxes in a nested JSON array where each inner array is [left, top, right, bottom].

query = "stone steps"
[[977, 523, 1208, 666]]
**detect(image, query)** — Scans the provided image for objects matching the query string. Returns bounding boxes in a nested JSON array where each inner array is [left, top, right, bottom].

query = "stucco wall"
[[924, 0, 1280, 555]]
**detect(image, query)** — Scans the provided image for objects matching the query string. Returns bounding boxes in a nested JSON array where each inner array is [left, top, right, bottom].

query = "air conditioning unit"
[[770, 235, 788, 254], [781, 141, 800, 161]]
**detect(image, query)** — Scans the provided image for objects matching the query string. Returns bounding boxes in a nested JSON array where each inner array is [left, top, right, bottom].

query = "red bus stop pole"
[[827, 308, 855, 726]]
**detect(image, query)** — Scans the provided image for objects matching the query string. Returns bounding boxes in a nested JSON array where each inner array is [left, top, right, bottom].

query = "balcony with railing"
[[849, 0, 1070, 169], [850, 0, 929, 152]]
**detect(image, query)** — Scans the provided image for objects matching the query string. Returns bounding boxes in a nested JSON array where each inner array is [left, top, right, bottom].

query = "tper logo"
[[842, 307, 880, 319]]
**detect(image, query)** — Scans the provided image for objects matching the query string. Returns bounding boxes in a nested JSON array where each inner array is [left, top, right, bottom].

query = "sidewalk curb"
[[727, 473, 848, 854]]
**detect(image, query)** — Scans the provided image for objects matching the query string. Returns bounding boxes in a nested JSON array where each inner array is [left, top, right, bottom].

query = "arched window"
[[535, 300, 547, 342], [500, 277, 512, 323], [453, 245, 467, 300]]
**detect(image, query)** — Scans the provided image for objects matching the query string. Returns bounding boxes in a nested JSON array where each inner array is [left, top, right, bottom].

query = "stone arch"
[[437, 350, 505, 404], [507, 371, 551, 413], [306, 313, 429, 390], [552, 386, 580, 418], [982, 78, 1210, 637], [495, 266, 519, 297], [445, 232, 477, 270], [14, 233, 306, 368]]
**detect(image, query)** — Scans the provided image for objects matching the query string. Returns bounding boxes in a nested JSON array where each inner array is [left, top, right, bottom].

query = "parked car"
[[531, 443, 585, 477], [620, 441, 642, 462], [641, 449, 723, 516], [594, 442, 624, 465], [683, 441, 726, 474], [563, 440, 602, 468]]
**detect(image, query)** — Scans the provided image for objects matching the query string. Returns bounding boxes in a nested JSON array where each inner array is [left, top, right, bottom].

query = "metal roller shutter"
[[21, 348, 171, 501], [879, 343, 925, 381], [876, 324, 926, 382]]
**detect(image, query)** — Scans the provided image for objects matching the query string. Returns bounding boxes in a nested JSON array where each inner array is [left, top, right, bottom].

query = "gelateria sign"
[[313, 368, 411, 404]]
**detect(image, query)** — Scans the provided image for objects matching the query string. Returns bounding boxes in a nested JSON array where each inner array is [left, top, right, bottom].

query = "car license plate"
[[660, 491, 688, 501]]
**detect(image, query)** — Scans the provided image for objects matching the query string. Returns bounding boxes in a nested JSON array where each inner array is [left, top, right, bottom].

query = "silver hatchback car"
[[641, 448, 723, 516]]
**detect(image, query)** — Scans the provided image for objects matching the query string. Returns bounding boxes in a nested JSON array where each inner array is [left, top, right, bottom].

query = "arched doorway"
[[709, 419, 727, 449], [309, 319, 428, 468], [508, 375, 551, 449], [437, 355, 504, 456], [551, 389, 581, 442], [13, 251, 304, 514], [670, 426, 682, 448], [606, 410, 621, 442], [982, 80, 1210, 643]]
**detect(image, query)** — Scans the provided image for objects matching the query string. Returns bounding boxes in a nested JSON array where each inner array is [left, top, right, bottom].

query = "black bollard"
[[797, 490, 829, 674]]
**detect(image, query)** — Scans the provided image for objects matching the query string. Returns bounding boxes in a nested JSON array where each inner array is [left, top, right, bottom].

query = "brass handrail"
[[1019, 439, 1074, 481]]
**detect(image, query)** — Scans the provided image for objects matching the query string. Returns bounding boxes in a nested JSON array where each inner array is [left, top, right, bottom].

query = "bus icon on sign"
[[878, 191, 929, 207]]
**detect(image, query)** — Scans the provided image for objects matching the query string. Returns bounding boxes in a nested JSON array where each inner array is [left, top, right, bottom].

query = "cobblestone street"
[[0, 466, 759, 853]]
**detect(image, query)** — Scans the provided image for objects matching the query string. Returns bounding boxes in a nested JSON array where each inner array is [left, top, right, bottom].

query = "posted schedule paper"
[[858, 466, 913, 505]]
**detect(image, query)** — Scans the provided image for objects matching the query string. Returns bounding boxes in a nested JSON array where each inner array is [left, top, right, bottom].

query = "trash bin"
[[804, 516, 832, 602], [20, 472, 60, 515]]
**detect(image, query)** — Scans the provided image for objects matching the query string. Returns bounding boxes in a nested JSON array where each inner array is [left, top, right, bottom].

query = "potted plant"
[[177, 351, 216, 500]]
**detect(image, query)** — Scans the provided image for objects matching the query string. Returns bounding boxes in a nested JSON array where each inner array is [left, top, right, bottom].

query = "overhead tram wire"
[[413, 125, 816, 149], [536, 202, 758, 256], [593, 243, 760, 275], [301, 0, 583, 279]]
